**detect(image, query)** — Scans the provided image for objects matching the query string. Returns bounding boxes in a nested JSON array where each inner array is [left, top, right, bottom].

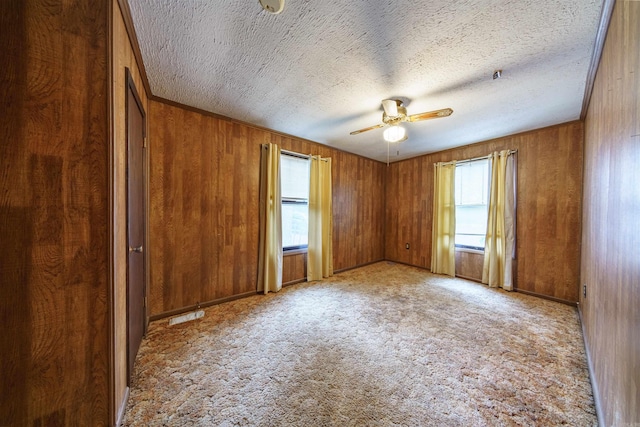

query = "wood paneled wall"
[[0, 1, 110, 425], [283, 252, 307, 286], [455, 250, 483, 282], [112, 0, 149, 421], [385, 121, 584, 303], [148, 100, 385, 317], [581, 1, 640, 425]]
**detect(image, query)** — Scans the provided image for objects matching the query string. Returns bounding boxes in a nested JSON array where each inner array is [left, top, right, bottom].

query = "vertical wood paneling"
[[112, 0, 150, 419], [455, 250, 483, 282], [0, 0, 110, 424], [283, 253, 307, 285], [0, 207, 31, 422], [581, 1, 640, 425], [0, 1, 29, 419], [149, 101, 385, 316], [385, 121, 584, 303]]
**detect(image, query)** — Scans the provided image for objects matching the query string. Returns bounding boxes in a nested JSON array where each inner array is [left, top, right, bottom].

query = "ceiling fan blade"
[[350, 123, 385, 135], [407, 108, 453, 122]]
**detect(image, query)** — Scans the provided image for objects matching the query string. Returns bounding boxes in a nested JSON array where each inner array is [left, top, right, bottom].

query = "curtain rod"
[[435, 149, 517, 166], [280, 148, 329, 162], [280, 148, 309, 159]]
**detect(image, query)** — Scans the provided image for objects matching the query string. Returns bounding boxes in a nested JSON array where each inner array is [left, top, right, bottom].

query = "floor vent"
[[169, 310, 204, 326]]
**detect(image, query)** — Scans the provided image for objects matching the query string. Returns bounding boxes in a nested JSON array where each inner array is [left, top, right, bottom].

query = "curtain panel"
[[257, 143, 283, 294], [431, 161, 456, 277], [307, 155, 333, 281], [482, 150, 516, 290]]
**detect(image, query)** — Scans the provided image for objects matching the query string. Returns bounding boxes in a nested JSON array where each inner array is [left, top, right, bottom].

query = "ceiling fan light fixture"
[[383, 125, 407, 143]]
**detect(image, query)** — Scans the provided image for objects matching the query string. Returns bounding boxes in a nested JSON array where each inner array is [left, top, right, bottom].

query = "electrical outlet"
[[405, 243, 410, 249], [583, 284, 587, 298]]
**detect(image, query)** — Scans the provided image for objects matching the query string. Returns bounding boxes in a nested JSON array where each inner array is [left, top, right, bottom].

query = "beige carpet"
[[122, 262, 596, 426]]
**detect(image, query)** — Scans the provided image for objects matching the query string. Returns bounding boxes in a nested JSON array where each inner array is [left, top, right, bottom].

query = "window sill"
[[283, 248, 307, 256], [455, 247, 484, 255]]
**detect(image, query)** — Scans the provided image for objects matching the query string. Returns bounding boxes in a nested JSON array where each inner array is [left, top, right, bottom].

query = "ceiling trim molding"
[[387, 120, 584, 166], [580, 0, 616, 120], [117, 0, 153, 98], [150, 95, 388, 164]]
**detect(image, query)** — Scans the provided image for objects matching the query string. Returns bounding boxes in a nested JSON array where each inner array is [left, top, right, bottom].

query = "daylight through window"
[[281, 152, 309, 250], [455, 158, 490, 250]]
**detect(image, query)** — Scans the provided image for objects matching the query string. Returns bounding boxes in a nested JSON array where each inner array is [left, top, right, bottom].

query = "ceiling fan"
[[350, 99, 453, 142]]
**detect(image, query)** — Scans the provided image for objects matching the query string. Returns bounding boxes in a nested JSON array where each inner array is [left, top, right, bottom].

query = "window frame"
[[280, 151, 310, 252], [454, 158, 491, 252]]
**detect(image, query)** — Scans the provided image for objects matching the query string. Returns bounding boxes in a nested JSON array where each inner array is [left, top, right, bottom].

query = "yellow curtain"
[[482, 150, 516, 290], [431, 161, 456, 277], [257, 143, 283, 294], [307, 155, 333, 281]]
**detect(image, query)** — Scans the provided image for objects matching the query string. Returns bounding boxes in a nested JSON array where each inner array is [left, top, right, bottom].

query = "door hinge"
[[144, 296, 147, 308], [143, 137, 147, 148]]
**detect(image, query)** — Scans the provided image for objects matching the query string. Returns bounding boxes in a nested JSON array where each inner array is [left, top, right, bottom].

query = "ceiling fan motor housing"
[[349, 99, 452, 136], [383, 105, 407, 124]]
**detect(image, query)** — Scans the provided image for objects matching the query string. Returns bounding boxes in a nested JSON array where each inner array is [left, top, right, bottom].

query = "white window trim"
[[454, 157, 490, 251], [281, 151, 310, 252]]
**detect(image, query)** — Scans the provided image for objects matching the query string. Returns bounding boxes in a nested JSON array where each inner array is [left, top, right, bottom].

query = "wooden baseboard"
[[333, 259, 385, 274], [115, 386, 129, 427], [149, 291, 257, 322], [577, 303, 605, 427], [283, 258, 389, 284], [513, 288, 577, 306], [455, 273, 482, 283], [389, 261, 577, 307], [148, 260, 385, 322], [378, 259, 429, 271], [283, 278, 306, 287]]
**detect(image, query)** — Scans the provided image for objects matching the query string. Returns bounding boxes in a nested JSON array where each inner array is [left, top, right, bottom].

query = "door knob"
[[129, 246, 143, 253]]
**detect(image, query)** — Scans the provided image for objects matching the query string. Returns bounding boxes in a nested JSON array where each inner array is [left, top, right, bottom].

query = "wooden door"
[[126, 70, 146, 383]]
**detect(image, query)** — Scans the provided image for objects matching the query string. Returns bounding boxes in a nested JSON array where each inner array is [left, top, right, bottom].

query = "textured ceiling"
[[128, 0, 604, 162]]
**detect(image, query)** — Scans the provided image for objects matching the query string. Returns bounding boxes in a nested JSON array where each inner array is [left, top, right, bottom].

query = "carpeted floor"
[[122, 262, 597, 426]]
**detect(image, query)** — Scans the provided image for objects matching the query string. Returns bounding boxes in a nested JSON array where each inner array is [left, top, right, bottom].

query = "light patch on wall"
[[169, 310, 205, 326]]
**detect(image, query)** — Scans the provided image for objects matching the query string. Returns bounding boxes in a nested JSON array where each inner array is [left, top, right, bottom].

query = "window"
[[455, 158, 490, 250], [281, 152, 309, 251]]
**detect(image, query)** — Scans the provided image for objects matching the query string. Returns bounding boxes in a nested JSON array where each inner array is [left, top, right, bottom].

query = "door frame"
[[124, 67, 149, 383]]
